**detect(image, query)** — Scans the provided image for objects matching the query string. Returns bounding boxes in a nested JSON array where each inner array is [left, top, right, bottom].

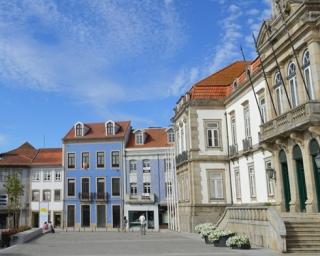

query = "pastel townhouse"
[[124, 128, 175, 231], [30, 148, 63, 228], [63, 120, 131, 230]]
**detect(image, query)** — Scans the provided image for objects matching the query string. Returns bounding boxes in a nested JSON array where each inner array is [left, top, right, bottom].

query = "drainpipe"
[[225, 112, 233, 205]]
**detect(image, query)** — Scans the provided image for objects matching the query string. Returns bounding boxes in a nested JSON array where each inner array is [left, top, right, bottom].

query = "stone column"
[[286, 145, 299, 212], [302, 136, 318, 213]]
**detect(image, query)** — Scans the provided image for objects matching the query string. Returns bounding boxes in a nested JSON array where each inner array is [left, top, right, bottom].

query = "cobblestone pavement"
[[0, 230, 281, 256]]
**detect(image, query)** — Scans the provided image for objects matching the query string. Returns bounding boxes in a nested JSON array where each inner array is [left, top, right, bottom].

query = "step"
[[287, 241, 320, 246], [287, 236, 320, 241]]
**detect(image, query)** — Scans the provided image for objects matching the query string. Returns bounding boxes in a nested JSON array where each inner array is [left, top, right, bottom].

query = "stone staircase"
[[283, 215, 320, 253]]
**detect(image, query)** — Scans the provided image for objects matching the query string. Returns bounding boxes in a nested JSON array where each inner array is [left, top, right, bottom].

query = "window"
[[75, 123, 82, 136], [54, 190, 61, 201], [0, 171, 9, 182], [43, 170, 51, 182], [205, 121, 220, 148], [32, 190, 40, 201], [135, 131, 143, 145], [143, 183, 151, 194], [230, 115, 237, 145], [55, 171, 62, 181], [260, 97, 267, 123], [82, 152, 89, 169], [233, 81, 238, 90], [97, 178, 105, 198], [130, 183, 137, 195], [243, 105, 251, 138], [43, 190, 51, 201], [181, 125, 185, 151], [143, 159, 150, 173], [303, 50, 315, 100], [167, 129, 175, 143], [288, 62, 299, 107], [208, 172, 224, 200], [67, 153, 75, 169], [164, 158, 172, 173], [106, 122, 114, 135], [234, 168, 241, 200], [111, 151, 120, 168], [248, 165, 256, 199], [112, 177, 120, 196], [96, 152, 105, 168], [129, 160, 137, 174], [165, 182, 172, 197], [67, 179, 76, 197], [274, 72, 284, 114], [32, 171, 40, 182], [265, 160, 275, 197]]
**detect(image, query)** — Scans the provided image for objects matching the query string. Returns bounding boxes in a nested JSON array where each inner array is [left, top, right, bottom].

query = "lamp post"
[[266, 167, 276, 180]]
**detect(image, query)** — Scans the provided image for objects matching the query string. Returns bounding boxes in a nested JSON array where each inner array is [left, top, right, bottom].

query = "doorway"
[[97, 205, 106, 228], [112, 205, 120, 228], [32, 212, 39, 228], [81, 205, 90, 227], [310, 139, 320, 212], [54, 212, 61, 228], [280, 150, 291, 212], [67, 205, 75, 227], [293, 145, 307, 212]]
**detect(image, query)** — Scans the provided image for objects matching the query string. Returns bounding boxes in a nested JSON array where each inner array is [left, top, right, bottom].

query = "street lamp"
[[314, 153, 320, 169], [266, 167, 276, 180]]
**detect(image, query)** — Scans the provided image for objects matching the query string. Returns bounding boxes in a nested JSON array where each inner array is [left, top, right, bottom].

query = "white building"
[[225, 59, 275, 204], [30, 148, 63, 228]]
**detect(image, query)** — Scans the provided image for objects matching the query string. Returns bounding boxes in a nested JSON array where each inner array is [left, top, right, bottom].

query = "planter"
[[213, 233, 235, 247]]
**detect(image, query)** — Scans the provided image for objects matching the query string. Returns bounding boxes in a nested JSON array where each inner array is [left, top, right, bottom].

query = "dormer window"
[[135, 131, 144, 145], [233, 81, 238, 90], [106, 122, 114, 135], [167, 129, 175, 143], [75, 122, 84, 137]]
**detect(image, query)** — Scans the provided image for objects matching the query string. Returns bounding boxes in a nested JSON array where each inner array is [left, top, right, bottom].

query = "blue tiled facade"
[[63, 121, 130, 230]]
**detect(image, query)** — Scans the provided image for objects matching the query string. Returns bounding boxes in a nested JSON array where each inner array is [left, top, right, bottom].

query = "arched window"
[[288, 62, 299, 107], [274, 72, 284, 114], [106, 122, 114, 135], [75, 123, 82, 136], [303, 50, 315, 100]]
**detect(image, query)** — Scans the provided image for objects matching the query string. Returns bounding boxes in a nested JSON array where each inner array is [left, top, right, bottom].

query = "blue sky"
[[0, 0, 271, 151]]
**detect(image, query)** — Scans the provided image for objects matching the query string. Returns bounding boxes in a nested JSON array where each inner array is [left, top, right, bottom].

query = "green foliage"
[[207, 229, 234, 242], [226, 234, 251, 248], [4, 174, 24, 229]]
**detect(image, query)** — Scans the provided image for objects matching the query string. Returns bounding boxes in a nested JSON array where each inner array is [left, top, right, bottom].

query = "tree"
[[4, 174, 24, 229]]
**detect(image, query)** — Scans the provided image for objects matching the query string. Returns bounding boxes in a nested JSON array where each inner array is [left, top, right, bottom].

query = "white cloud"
[[0, 134, 7, 147], [0, 0, 186, 113]]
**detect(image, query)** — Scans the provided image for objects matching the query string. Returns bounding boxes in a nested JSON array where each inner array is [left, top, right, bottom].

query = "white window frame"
[[55, 170, 62, 182], [303, 50, 315, 100], [129, 160, 137, 174], [32, 190, 40, 202], [265, 160, 276, 198], [208, 171, 224, 201], [230, 115, 237, 145], [54, 189, 61, 201], [143, 182, 151, 194], [260, 96, 267, 123], [205, 120, 221, 148], [288, 62, 299, 107], [32, 171, 41, 182], [243, 105, 251, 138], [234, 168, 241, 200], [111, 151, 120, 168], [43, 170, 51, 182], [96, 151, 105, 169], [135, 131, 143, 145], [130, 183, 137, 195], [248, 164, 257, 199], [111, 177, 120, 197], [67, 152, 76, 169], [43, 189, 51, 201]]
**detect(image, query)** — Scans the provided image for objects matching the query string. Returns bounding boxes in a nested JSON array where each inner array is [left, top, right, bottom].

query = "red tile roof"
[[63, 121, 131, 141], [126, 128, 173, 148], [32, 148, 62, 166], [190, 61, 250, 100], [0, 142, 62, 166]]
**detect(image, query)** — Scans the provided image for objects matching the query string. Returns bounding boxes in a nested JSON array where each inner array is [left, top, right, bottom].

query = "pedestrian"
[[139, 213, 146, 235], [48, 221, 55, 233], [123, 216, 128, 232], [42, 221, 49, 233]]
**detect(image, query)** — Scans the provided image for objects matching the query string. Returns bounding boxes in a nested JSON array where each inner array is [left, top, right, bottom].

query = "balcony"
[[124, 193, 155, 204], [175, 151, 188, 166], [260, 101, 320, 143], [78, 192, 94, 202], [94, 192, 108, 202], [143, 167, 151, 173], [242, 137, 252, 152], [229, 144, 238, 158]]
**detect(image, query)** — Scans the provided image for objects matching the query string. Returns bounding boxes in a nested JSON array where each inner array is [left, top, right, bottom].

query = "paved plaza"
[[0, 230, 280, 256]]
